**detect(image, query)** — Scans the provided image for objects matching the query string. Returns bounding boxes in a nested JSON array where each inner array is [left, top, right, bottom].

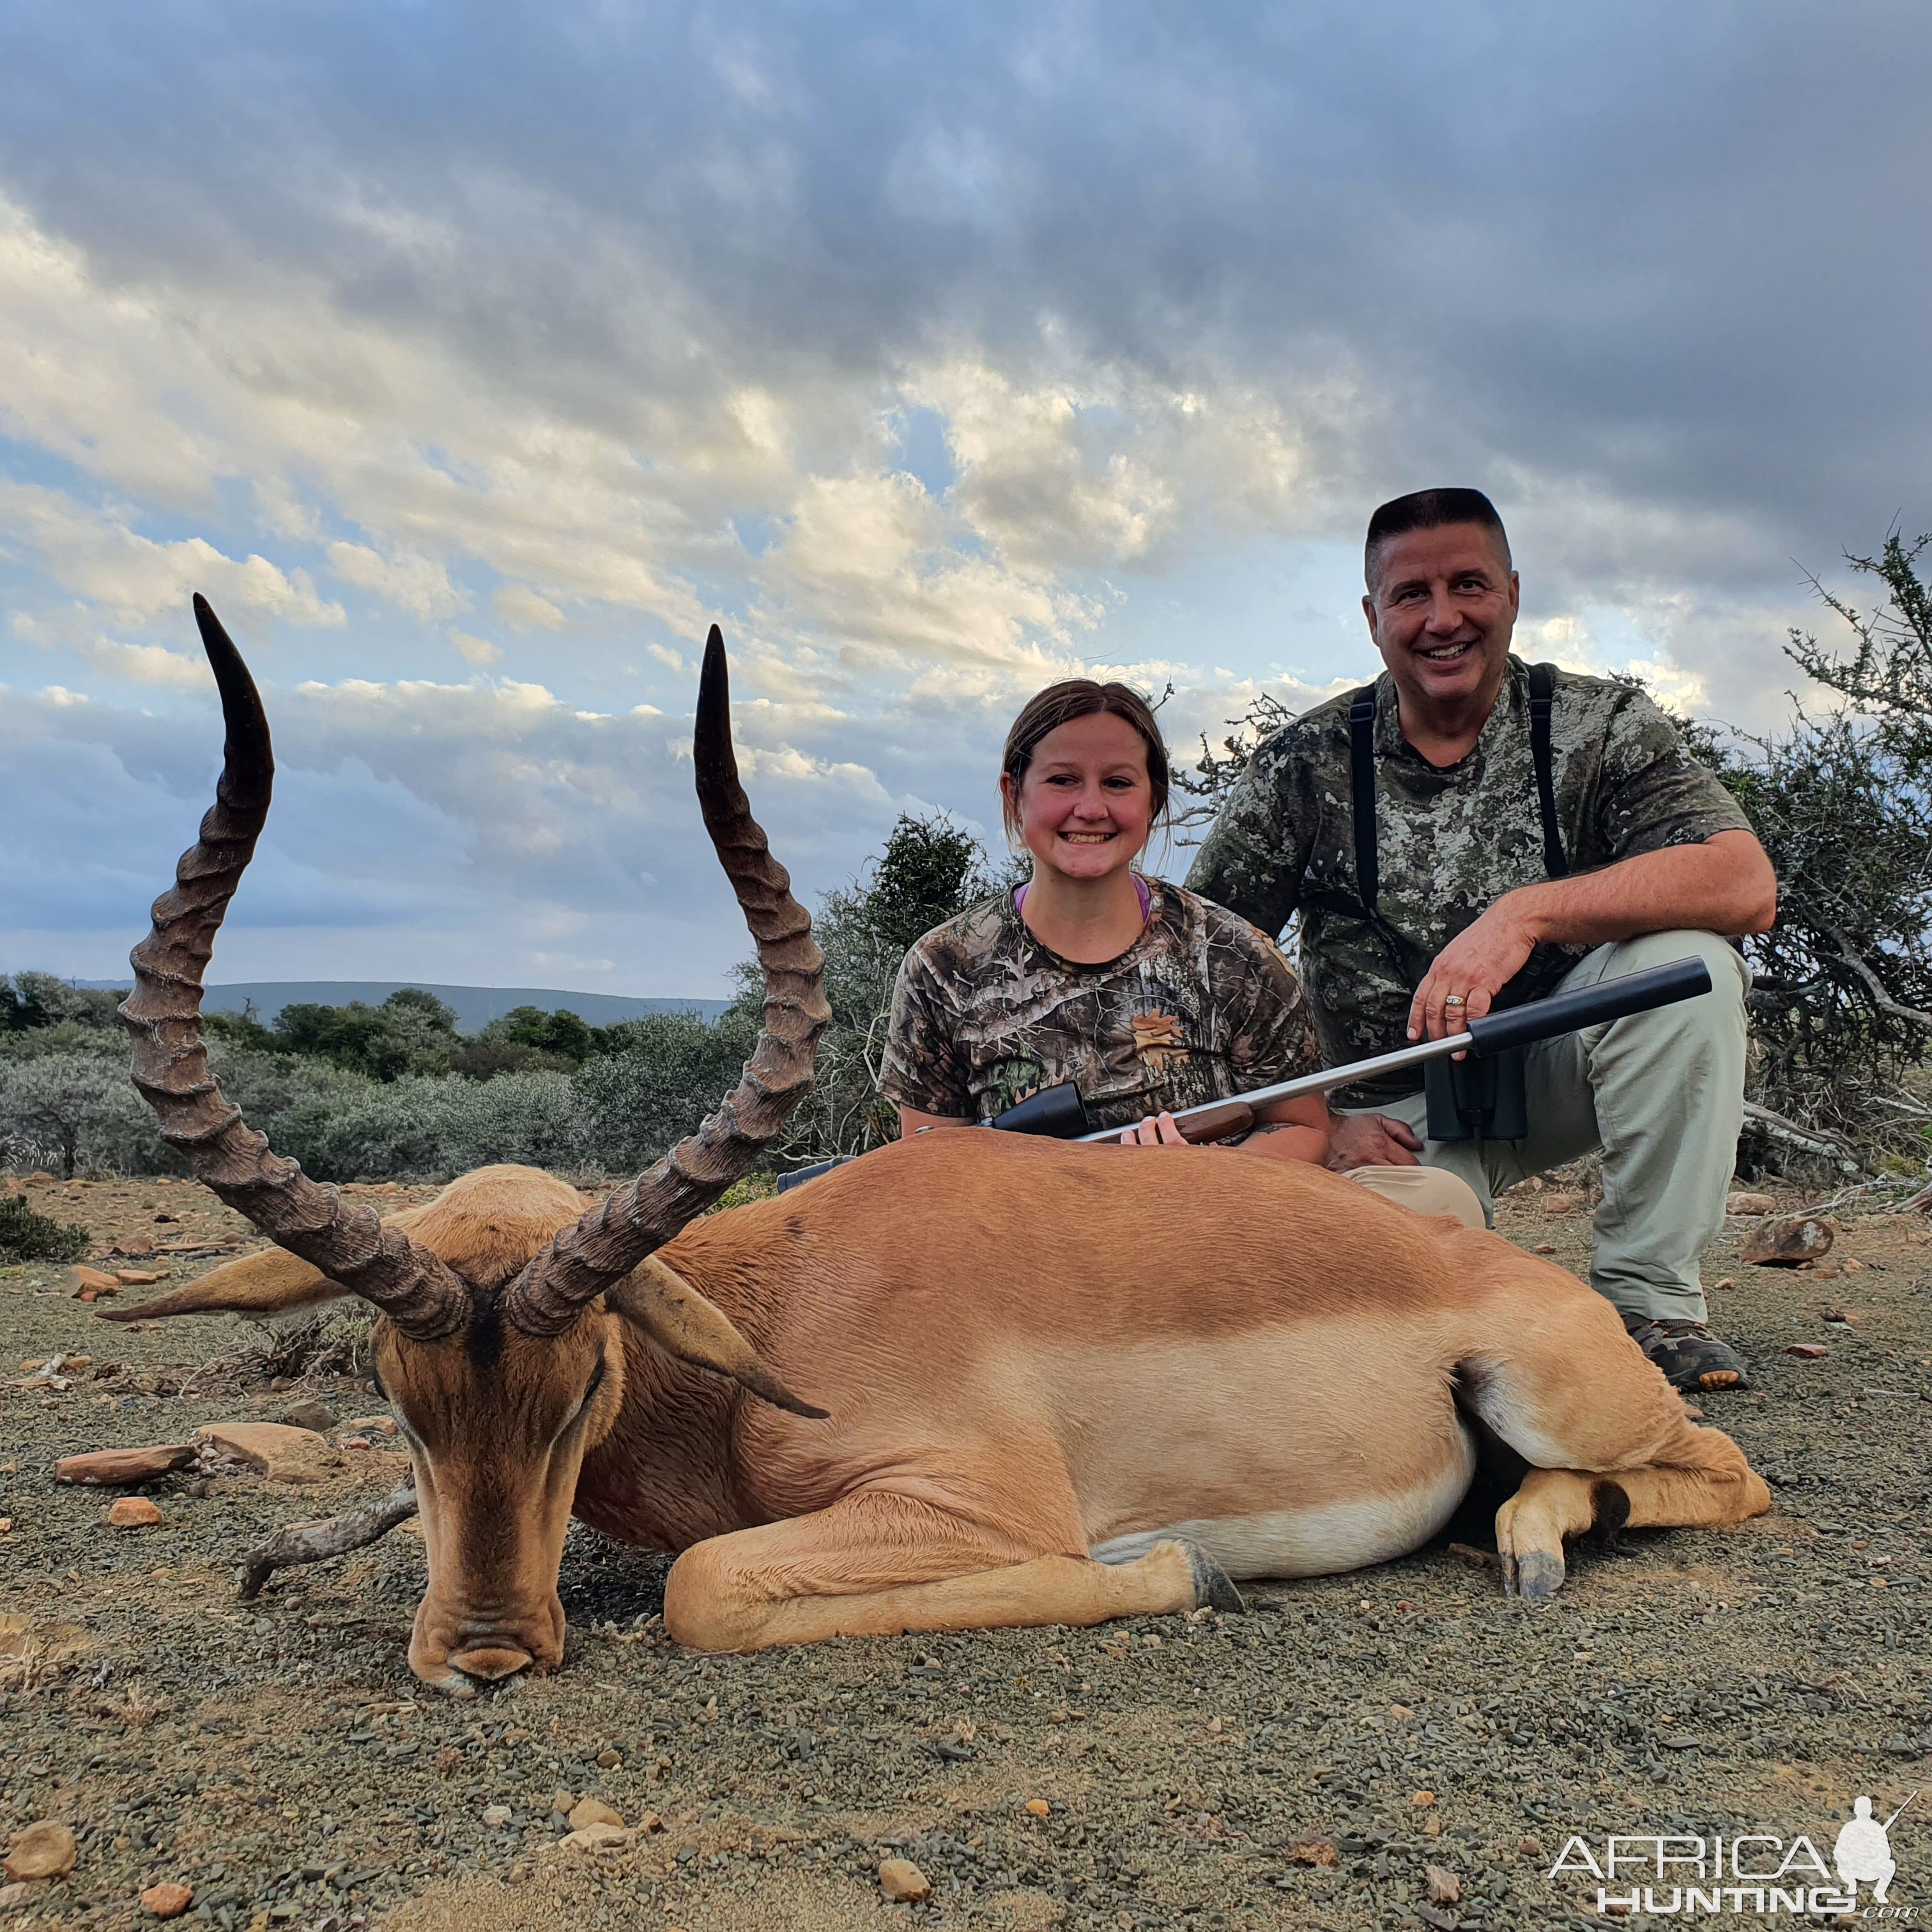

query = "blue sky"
[[4, 2, 1928, 995]]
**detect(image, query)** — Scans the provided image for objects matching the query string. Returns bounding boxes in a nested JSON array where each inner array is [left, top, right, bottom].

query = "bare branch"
[[236, 1477, 419, 1602]]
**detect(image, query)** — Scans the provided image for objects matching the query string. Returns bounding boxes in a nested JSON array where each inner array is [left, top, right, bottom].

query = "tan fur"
[[113, 1138, 1772, 1687]]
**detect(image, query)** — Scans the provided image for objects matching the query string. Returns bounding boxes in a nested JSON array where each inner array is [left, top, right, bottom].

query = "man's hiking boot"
[[1623, 1314, 1749, 1393]]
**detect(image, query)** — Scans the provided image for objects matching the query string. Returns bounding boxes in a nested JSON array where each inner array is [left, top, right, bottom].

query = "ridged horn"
[[119, 595, 472, 1342], [502, 625, 829, 1336]]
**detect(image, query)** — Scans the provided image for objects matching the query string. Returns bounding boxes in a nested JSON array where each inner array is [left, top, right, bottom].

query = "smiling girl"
[[880, 679, 1332, 1159]]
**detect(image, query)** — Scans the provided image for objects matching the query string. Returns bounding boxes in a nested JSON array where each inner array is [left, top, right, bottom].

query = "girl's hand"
[[1119, 1111, 1189, 1147]]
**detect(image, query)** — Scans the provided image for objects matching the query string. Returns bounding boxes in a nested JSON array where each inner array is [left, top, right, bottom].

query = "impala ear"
[[95, 1247, 350, 1324], [606, 1257, 827, 1420]]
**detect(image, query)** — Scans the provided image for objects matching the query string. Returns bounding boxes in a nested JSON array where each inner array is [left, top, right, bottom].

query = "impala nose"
[[448, 1644, 533, 1681]]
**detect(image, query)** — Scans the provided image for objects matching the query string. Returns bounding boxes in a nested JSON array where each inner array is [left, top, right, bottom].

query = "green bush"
[[0, 1190, 88, 1264]]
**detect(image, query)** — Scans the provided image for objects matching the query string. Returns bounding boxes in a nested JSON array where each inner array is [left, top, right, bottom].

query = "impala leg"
[[1496, 1445, 1770, 1601], [664, 1492, 1236, 1651]]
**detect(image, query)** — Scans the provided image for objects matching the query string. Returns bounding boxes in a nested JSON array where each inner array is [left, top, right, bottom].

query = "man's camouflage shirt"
[[1184, 656, 1751, 1102], [879, 881, 1320, 1133]]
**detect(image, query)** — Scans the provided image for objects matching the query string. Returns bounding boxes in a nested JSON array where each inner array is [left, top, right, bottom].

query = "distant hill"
[[71, 981, 729, 1034]]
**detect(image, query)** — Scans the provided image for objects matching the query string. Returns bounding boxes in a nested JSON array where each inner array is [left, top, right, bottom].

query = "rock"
[[434, 1748, 463, 1777], [194, 1422, 339, 1485], [116, 1269, 162, 1285], [560, 1823, 629, 1852], [1410, 1789, 1436, 1806], [140, 1880, 194, 1919], [482, 1804, 513, 1827], [1842, 1257, 1867, 1273], [1520, 1835, 1544, 1858], [0, 1882, 25, 1908], [637, 1813, 664, 1834], [279, 1400, 337, 1432], [57, 1444, 197, 1487], [111, 1235, 156, 1258], [25, 1171, 55, 1186], [1712, 1276, 1736, 1291], [1542, 1192, 1576, 1215], [1534, 1243, 1558, 1255], [1785, 1342, 1830, 1360], [73, 1267, 120, 1294], [1425, 1864, 1462, 1904], [107, 1497, 163, 1528], [1742, 1216, 1833, 1267], [879, 1857, 931, 1902], [1728, 1192, 1776, 1215], [343, 1415, 398, 1436], [567, 1797, 625, 1832], [1023, 1798, 1051, 1818], [549, 1790, 575, 1815], [1286, 1841, 1337, 1866], [596, 1748, 622, 1768], [4, 1820, 77, 1880]]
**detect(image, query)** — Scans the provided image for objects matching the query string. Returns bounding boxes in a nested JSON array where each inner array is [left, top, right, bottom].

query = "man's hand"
[[1407, 894, 1539, 1042], [1324, 1111, 1423, 1170], [1119, 1111, 1189, 1148]]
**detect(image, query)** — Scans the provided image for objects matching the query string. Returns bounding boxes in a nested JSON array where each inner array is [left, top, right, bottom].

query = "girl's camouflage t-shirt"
[[879, 880, 1320, 1133]]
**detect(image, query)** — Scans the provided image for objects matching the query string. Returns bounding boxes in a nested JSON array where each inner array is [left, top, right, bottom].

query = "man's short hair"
[[1365, 488, 1511, 590]]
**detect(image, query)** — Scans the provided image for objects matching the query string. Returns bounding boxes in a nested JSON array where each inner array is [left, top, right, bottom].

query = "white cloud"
[[326, 541, 468, 620], [491, 584, 569, 631], [448, 627, 502, 666]]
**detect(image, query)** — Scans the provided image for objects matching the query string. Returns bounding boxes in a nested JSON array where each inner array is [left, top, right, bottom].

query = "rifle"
[[775, 954, 1713, 1188]]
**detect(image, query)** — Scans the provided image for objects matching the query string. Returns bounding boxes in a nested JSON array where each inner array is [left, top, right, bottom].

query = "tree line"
[[4, 527, 1930, 1186]]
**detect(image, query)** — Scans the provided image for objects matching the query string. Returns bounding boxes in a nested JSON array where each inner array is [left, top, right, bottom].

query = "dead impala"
[[107, 597, 1771, 1695]]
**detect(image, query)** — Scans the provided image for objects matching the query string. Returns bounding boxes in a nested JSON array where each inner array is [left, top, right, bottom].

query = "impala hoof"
[[1503, 1551, 1565, 1602], [1181, 1541, 1247, 1615]]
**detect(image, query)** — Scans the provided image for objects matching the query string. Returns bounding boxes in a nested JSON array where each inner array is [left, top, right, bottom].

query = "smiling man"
[[1186, 488, 1779, 1392]]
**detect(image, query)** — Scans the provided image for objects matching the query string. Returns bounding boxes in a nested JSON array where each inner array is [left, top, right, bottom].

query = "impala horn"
[[502, 625, 830, 1336], [119, 595, 472, 1342]]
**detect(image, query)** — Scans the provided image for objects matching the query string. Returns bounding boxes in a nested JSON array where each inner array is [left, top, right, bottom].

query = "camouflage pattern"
[[880, 882, 1320, 1133], [1184, 657, 1752, 1103]]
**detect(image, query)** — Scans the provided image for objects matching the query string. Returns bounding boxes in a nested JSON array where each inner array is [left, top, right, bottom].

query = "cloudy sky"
[[4, 2, 1928, 997]]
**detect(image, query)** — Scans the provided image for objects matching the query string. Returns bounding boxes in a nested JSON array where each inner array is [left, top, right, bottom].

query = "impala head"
[[105, 598, 829, 1694]]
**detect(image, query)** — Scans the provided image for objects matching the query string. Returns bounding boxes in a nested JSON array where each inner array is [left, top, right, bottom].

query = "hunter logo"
[[1549, 1790, 1917, 1917]]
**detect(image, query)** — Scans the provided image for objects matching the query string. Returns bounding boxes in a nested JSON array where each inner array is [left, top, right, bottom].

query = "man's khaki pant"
[[1341, 928, 1750, 1325]]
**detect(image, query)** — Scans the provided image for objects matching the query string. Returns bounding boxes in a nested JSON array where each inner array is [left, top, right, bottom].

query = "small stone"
[[1422, 1814, 1443, 1837], [1727, 1192, 1776, 1215], [140, 1880, 194, 1918], [1743, 1216, 1833, 1267], [1425, 1865, 1462, 1904], [879, 1857, 931, 1902], [1410, 1789, 1436, 1806], [1785, 1342, 1830, 1360], [279, 1400, 337, 1432], [4, 1820, 78, 1881], [568, 1797, 624, 1832], [482, 1804, 512, 1827], [74, 1267, 120, 1294], [559, 1823, 629, 1852], [338, 1436, 372, 1450], [0, 1882, 25, 1908], [25, 1171, 54, 1186], [342, 1415, 398, 1436], [57, 1444, 197, 1487], [1712, 1276, 1736, 1291], [1542, 1192, 1575, 1215], [1841, 1257, 1867, 1273], [194, 1422, 339, 1485], [549, 1789, 575, 1815], [1286, 1841, 1337, 1867], [116, 1269, 162, 1285], [596, 1748, 622, 1768], [636, 1813, 663, 1834], [1534, 1243, 1558, 1255], [434, 1748, 463, 1777], [107, 1496, 163, 1528], [1520, 1834, 1544, 1857]]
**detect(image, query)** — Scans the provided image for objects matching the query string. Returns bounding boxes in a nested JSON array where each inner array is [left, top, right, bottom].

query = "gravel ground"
[[3, 1171, 1929, 1932]]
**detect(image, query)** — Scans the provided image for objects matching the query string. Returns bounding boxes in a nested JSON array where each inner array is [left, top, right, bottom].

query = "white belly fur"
[[1087, 1421, 1476, 1579]]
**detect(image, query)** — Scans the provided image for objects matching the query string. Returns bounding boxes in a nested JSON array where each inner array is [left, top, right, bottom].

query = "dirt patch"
[[1, 1177, 1927, 1931]]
